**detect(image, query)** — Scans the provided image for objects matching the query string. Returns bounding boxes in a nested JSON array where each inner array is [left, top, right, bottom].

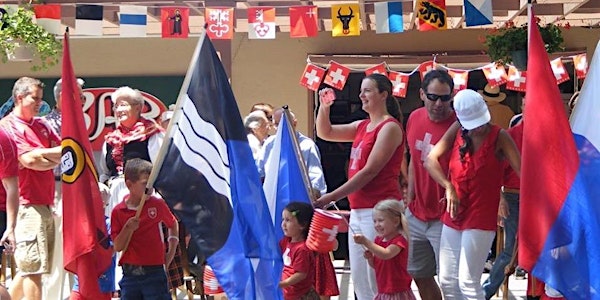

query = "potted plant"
[[482, 18, 565, 70], [0, 5, 62, 71]]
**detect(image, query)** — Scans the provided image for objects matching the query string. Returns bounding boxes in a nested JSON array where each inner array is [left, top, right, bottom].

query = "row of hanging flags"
[[300, 54, 589, 97], [20, 0, 493, 39]]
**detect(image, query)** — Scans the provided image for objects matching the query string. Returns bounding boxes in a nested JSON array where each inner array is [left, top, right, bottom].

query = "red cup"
[[203, 265, 224, 295], [306, 209, 342, 253]]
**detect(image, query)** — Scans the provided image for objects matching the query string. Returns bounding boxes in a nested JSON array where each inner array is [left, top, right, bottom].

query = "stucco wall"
[[1, 28, 598, 134]]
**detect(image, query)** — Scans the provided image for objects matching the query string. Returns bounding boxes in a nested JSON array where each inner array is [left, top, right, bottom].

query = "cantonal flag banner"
[[331, 3, 360, 37], [75, 5, 103, 36], [416, 0, 447, 31], [248, 7, 276, 39], [120, 5, 147, 37], [299, 63, 326, 91], [205, 7, 234, 40], [161, 7, 189, 38], [289, 6, 318, 38], [33, 4, 62, 35]]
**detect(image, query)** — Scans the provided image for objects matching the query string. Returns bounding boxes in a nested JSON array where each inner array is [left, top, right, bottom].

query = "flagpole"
[[282, 106, 314, 202], [121, 30, 207, 252]]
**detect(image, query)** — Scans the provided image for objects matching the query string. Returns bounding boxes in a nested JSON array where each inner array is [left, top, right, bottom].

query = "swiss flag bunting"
[[205, 7, 234, 40], [299, 63, 326, 91], [418, 61, 436, 79], [290, 6, 319, 38], [573, 54, 587, 79], [388, 71, 410, 98], [506, 66, 527, 92], [447, 69, 468, 92], [365, 63, 388, 76], [323, 61, 351, 90], [551, 58, 570, 84], [482, 63, 508, 87], [161, 7, 189, 38]]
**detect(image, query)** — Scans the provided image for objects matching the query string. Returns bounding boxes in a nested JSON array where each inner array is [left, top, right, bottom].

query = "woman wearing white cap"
[[424, 89, 521, 300]]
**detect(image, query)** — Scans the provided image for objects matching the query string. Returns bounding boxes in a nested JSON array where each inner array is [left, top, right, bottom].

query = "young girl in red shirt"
[[279, 202, 319, 300], [354, 199, 416, 300]]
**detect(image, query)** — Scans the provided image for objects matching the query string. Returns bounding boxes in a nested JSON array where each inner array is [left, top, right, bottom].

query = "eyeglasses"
[[425, 93, 452, 102]]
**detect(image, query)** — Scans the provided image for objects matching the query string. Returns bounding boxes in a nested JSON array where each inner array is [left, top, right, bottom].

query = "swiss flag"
[[418, 61, 436, 79], [482, 63, 508, 87], [161, 7, 189, 38], [205, 7, 234, 40], [323, 61, 351, 90], [299, 63, 326, 91], [573, 54, 587, 79], [506, 66, 527, 92], [388, 71, 410, 98], [551, 58, 570, 84], [290, 6, 319, 38], [365, 63, 388, 76], [447, 69, 468, 92]]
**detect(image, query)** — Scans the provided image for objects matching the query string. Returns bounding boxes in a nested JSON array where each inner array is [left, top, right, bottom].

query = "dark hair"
[[421, 69, 454, 92], [459, 128, 472, 162], [124, 158, 153, 182], [364, 73, 402, 123], [284, 202, 314, 239]]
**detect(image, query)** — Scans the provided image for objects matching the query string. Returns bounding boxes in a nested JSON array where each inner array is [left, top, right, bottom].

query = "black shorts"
[[0, 210, 6, 252]]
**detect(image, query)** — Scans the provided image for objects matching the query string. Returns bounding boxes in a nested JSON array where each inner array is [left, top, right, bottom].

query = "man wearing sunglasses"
[[405, 69, 456, 300]]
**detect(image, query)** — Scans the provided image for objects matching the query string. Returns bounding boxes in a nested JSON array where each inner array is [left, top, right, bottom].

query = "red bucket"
[[306, 209, 342, 253], [203, 265, 224, 295]]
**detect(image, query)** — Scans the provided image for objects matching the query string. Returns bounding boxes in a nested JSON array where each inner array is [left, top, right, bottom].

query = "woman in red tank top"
[[424, 89, 521, 300], [315, 74, 405, 300]]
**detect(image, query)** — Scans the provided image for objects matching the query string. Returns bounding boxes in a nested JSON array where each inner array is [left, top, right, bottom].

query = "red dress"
[[314, 252, 339, 296]]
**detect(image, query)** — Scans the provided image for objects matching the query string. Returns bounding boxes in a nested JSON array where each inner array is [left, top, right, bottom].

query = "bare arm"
[[0, 177, 18, 251], [497, 130, 521, 177], [279, 272, 307, 288], [424, 121, 461, 218], [165, 221, 179, 267], [315, 122, 403, 206], [354, 234, 402, 260], [315, 88, 359, 142], [18, 146, 61, 171]]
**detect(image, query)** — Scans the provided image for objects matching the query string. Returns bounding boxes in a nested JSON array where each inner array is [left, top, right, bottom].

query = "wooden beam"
[[554, 0, 590, 22], [501, 0, 528, 27]]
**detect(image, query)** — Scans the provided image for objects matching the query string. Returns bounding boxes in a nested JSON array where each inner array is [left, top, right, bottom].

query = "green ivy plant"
[[0, 5, 62, 71], [483, 18, 565, 65]]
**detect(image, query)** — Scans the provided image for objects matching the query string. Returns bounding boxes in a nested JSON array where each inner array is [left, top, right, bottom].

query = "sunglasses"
[[425, 93, 452, 102]]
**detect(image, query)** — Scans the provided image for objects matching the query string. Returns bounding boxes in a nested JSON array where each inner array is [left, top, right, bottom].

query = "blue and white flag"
[[464, 0, 492, 27], [153, 32, 282, 300], [120, 5, 147, 37], [263, 111, 312, 240], [374, 1, 403, 33]]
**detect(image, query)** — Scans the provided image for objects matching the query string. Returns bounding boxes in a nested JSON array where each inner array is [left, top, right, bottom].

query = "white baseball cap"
[[453, 89, 491, 130]]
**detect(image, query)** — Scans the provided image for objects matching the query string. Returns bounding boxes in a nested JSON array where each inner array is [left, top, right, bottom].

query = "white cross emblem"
[[576, 56, 587, 72], [349, 142, 362, 170], [322, 225, 339, 242], [304, 69, 320, 87], [453, 74, 466, 88], [415, 133, 434, 161], [510, 72, 526, 87], [305, 9, 316, 18], [329, 68, 346, 85], [488, 66, 505, 81], [392, 76, 406, 93], [552, 62, 565, 80]]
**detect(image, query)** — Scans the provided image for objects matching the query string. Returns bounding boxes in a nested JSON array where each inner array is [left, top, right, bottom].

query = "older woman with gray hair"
[[244, 110, 270, 161]]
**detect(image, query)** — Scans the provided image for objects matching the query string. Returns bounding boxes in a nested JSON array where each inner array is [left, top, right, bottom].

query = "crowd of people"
[[0, 70, 564, 300]]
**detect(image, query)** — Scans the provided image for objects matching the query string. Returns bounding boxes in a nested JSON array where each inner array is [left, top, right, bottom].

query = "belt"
[[122, 264, 164, 276], [502, 187, 520, 194]]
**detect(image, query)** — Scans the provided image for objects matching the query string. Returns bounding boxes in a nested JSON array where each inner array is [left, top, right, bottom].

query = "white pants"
[[348, 208, 378, 300], [439, 225, 495, 300]]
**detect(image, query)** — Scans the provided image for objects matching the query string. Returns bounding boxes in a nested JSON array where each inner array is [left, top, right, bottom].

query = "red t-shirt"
[[348, 118, 404, 209], [0, 128, 18, 211], [406, 108, 456, 221], [1, 114, 60, 206], [373, 234, 412, 293], [444, 125, 504, 231], [111, 195, 177, 266], [502, 122, 523, 190], [279, 237, 315, 300]]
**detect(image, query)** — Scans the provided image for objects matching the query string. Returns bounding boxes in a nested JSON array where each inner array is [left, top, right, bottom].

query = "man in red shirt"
[[1, 77, 61, 300], [406, 69, 456, 300]]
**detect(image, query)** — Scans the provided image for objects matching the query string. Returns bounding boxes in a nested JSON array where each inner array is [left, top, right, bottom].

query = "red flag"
[[299, 63, 326, 91], [33, 4, 61, 34], [573, 54, 588, 79], [519, 8, 578, 272], [482, 63, 508, 87], [388, 71, 410, 98], [248, 7, 276, 39], [206, 7, 234, 40], [418, 61, 435, 79], [447, 69, 468, 92], [61, 31, 112, 298], [161, 7, 189, 38], [289, 6, 318, 38], [550, 58, 570, 84], [365, 63, 388, 76], [324, 61, 351, 90], [506, 66, 527, 92]]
